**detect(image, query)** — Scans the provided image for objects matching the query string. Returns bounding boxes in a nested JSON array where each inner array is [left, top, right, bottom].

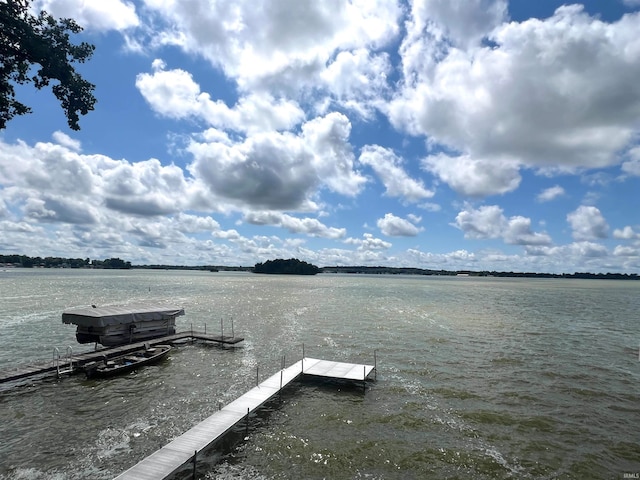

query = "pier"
[[0, 330, 244, 385], [113, 357, 376, 480]]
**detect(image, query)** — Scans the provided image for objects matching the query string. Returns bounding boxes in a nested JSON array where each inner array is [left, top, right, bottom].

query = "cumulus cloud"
[[422, 153, 520, 197], [359, 145, 434, 202], [244, 211, 346, 239], [189, 112, 365, 210], [35, 0, 139, 31], [567, 206, 609, 241], [52, 131, 81, 152], [410, 0, 508, 49], [391, 5, 640, 196], [454, 204, 552, 245], [344, 233, 392, 251], [101, 159, 189, 216], [377, 213, 423, 237], [137, 0, 400, 101], [318, 49, 393, 117], [0, 139, 200, 246], [613, 245, 639, 257], [536, 185, 565, 202], [622, 146, 640, 176], [613, 226, 640, 240], [136, 62, 305, 133]]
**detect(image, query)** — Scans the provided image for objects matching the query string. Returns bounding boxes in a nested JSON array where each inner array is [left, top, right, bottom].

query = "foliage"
[[0, 254, 130, 269], [253, 258, 321, 275], [0, 0, 96, 130]]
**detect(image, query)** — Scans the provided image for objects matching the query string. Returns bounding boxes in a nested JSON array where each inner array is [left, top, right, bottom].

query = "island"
[[253, 258, 320, 275]]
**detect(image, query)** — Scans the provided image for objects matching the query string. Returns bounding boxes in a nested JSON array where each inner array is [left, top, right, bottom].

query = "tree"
[[253, 258, 321, 275], [0, 0, 96, 130]]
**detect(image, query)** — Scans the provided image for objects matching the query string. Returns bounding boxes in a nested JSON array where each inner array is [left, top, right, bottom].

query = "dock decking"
[[0, 331, 244, 385], [113, 357, 375, 480]]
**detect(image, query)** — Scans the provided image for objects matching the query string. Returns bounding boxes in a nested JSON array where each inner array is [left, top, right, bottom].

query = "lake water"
[[0, 269, 639, 479]]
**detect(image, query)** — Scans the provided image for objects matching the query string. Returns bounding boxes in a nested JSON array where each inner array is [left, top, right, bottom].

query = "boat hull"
[[84, 345, 172, 379]]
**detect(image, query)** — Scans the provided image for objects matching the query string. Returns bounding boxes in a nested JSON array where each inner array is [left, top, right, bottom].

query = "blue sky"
[[1, 0, 640, 273]]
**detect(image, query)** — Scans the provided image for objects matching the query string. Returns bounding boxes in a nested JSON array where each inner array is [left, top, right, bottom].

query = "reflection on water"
[[0, 270, 639, 479]]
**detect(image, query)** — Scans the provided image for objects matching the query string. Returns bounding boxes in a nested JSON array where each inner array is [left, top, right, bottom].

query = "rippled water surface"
[[1, 269, 639, 479]]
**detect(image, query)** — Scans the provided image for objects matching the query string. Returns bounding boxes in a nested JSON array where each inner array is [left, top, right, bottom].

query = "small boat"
[[84, 344, 172, 378]]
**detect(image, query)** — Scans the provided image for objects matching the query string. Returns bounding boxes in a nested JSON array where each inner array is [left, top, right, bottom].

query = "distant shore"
[[1, 254, 638, 280]]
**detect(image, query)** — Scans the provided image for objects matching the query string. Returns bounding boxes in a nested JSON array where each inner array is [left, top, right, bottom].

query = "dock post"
[[53, 347, 60, 377], [364, 365, 368, 392], [256, 365, 259, 386], [192, 450, 197, 479], [374, 350, 377, 380], [231, 318, 235, 339], [204, 323, 207, 335], [245, 407, 250, 435], [221, 318, 224, 341]]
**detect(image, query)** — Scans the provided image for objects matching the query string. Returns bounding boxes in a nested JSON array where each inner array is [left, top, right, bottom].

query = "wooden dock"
[[114, 357, 375, 480], [0, 331, 244, 385]]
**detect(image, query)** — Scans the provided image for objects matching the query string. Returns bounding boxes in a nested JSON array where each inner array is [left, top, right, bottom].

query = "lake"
[[0, 269, 639, 479]]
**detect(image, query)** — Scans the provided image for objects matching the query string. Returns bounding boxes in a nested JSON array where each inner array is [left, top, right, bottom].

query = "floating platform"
[[0, 331, 244, 385], [113, 357, 375, 480]]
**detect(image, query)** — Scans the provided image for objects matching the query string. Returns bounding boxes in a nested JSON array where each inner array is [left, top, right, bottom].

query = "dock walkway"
[[0, 331, 244, 385], [114, 358, 375, 480]]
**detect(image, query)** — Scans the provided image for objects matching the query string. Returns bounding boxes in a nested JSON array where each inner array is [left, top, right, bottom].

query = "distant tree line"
[[323, 266, 639, 280], [2, 254, 638, 279], [0, 254, 131, 269], [253, 258, 320, 275]]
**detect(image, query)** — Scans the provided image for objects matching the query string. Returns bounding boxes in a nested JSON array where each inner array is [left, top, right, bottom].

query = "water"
[[0, 269, 639, 479]]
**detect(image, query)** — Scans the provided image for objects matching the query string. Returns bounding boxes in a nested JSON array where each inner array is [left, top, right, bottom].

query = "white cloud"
[[536, 185, 565, 202], [613, 245, 639, 257], [102, 159, 189, 216], [566, 205, 609, 240], [344, 233, 392, 251], [525, 241, 609, 261], [319, 49, 392, 117], [391, 5, 640, 196], [189, 112, 366, 211], [52, 131, 81, 152], [359, 145, 434, 202], [377, 213, 423, 237], [35, 0, 139, 31], [423, 153, 520, 197], [173, 213, 220, 234], [410, 0, 508, 49], [613, 226, 640, 240], [622, 146, 640, 176], [136, 63, 305, 133], [244, 211, 346, 239], [454, 204, 552, 246], [138, 0, 401, 98], [454, 205, 505, 239]]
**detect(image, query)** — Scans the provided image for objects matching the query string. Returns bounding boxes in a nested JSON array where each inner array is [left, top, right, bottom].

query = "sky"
[[1, 0, 640, 273]]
